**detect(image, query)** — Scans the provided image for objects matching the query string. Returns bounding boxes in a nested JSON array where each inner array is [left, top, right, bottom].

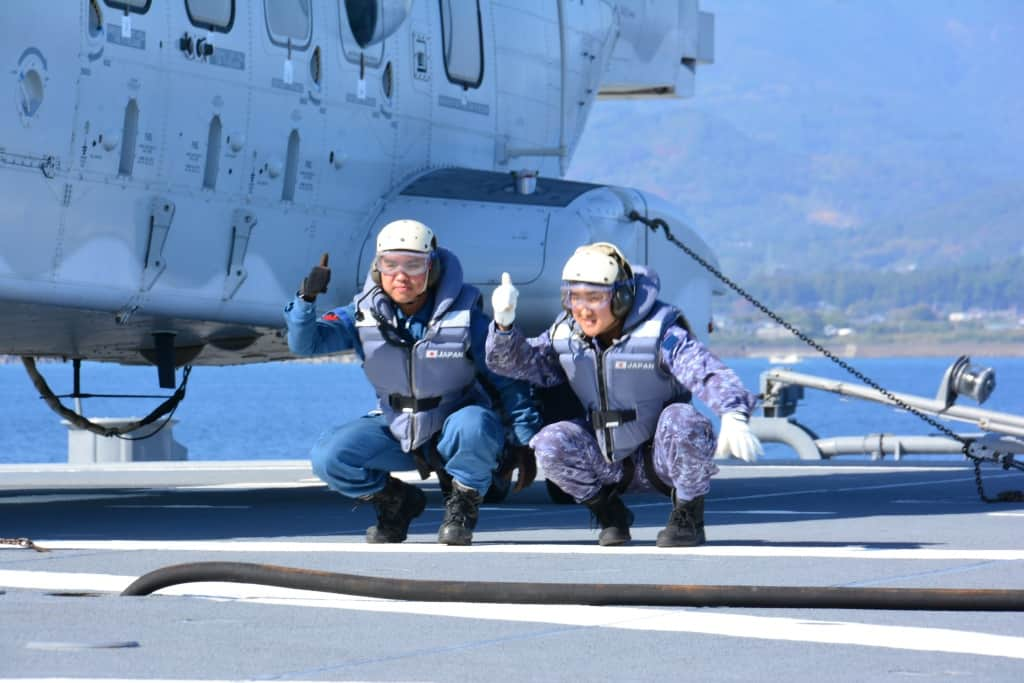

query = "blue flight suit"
[[284, 254, 540, 499]]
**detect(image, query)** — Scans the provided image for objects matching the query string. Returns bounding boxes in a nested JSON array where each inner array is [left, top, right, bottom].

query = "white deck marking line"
[[712, 472, 1020, 502], [174, 482, 324, 490], [2, 570, 1022, 661], [712, 509, 835, 515], [3, 680, 335, 683], [20, 540, 1024, 560], [0, 493, 153, 505], [105, 505, 252, 509], [988, 511, 1024, 517]]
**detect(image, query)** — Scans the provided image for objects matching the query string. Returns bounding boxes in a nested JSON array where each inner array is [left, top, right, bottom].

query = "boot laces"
[[373, 484, 409, 526], [444, 488, 477, 525], [668, 503, 695, 530]]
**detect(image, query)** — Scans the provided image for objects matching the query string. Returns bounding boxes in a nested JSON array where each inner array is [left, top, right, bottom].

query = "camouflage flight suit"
[[485, 285, 756, 503]]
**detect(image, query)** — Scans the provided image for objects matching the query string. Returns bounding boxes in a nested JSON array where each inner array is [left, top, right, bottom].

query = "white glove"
[[714, 411, 764, 463], [491, 271, 518, 328]]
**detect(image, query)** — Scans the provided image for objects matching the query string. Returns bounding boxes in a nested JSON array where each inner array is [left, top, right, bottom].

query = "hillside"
[[568, 0, 1024, 286]]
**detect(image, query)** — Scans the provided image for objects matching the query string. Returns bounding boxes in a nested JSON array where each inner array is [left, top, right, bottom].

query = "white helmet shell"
[[561, 245, 623, 285], [376, 219, 435, 254]]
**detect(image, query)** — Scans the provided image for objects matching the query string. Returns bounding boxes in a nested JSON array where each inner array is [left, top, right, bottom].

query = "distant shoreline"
[[710, 340, 1024, 359]]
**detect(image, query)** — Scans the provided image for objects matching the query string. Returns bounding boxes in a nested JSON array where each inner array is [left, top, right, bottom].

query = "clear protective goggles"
[[560, 282, 613, 311], [376, 250, 432, 277]]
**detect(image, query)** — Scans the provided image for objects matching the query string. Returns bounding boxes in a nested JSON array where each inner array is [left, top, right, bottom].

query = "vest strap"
[[388, 394, 443, 413], [591, 408, 636, 430]]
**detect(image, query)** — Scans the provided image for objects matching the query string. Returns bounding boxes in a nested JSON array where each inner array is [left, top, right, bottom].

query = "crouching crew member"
[[284, 219, 540, 546], [485, 242, 762, 546]]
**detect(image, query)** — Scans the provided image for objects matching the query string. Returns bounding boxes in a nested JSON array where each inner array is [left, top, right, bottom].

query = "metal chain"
[[630, 212, 1020, 502], [0, 537, 49, 552], [22, 358, 191, 440]]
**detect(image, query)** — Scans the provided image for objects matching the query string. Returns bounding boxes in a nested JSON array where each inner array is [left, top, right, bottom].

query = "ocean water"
[[1, 356, 1022, 464]]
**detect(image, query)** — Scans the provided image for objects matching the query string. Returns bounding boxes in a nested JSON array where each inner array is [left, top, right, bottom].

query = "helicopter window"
[[104, 0, 151, 13], [186, 0, 235, 32], [438, 0, 483, 89], [337, 1, 383, 67], [89, 0, 104, 35], [264, 0, 312, 50], [118, 99, 139, 178], [203, 115, 222, 190], [282, 130, 300, 201]]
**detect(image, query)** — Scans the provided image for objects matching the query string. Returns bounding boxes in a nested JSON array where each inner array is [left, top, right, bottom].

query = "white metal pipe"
[[763, 369, 1024, 432], [815, 435, 964, 459]]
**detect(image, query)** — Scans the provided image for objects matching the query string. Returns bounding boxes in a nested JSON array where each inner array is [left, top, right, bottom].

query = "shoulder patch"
[[660, 333, 680, 357], [321, 311, 340, 322]]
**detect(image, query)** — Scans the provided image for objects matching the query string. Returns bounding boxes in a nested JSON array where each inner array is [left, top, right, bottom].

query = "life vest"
[[354, 249, 489, 452], [551, 267, 690, 462]]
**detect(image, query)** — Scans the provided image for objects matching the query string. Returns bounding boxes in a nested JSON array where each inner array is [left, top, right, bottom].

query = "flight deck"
[[2, 461, 1022, 682]]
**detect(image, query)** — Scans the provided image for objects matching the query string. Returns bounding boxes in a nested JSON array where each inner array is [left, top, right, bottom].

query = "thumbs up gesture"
[[491, 271, 519, 329], [300, 253, 331, 302]]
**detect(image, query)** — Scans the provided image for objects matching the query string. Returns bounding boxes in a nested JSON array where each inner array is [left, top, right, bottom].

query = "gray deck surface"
[[2, 460, 1023, 682]]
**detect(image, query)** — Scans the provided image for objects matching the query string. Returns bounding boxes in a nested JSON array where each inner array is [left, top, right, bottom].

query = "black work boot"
[[656, 494, 706, 547], [437, 481, 482, 546], [583, 486, 635, 546], [365, 477, 427, 543]]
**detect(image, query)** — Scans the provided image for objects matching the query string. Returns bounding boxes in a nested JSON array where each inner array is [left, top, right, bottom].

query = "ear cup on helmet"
[[426, 252, 441, 288], [607, 248, 635, 319], [611, 285, 634, 318]]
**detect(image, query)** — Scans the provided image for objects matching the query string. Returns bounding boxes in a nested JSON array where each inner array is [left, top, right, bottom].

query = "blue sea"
[[1, 356, 1022, 464]]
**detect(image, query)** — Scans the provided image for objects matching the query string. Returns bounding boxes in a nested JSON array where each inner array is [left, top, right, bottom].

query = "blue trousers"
[[310, 405, 503, 498]]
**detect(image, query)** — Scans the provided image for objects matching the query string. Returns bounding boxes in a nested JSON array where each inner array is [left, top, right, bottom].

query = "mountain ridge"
[[568, 0, 1024, 292]]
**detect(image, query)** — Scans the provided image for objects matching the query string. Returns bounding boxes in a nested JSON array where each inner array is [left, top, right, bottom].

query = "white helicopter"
[[1, 0, 717, 409]]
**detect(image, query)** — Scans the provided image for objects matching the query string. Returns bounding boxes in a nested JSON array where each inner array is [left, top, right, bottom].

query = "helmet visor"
[[376, 251, 431, 277], [561, 282, 613, 312]]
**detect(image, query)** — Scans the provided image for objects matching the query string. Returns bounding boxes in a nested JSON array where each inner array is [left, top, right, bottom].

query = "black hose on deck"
[[122, 561, 1024, 611]]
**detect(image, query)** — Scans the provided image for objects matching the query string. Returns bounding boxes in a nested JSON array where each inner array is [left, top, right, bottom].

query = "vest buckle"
[[388, 394, 442, 413], [591, 409, 637, 430]]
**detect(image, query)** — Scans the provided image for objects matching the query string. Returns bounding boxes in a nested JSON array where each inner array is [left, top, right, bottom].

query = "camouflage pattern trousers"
[[530, 403, 717, 503]]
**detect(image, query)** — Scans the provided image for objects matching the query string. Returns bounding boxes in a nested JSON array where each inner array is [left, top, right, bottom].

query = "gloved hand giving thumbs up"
[[491, 271, 518, 329], [300, 253, 331, 302]]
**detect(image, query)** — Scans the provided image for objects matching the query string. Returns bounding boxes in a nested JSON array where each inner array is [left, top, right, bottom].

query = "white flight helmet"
[[372, 219, 440, 288], [376, 219, 436, 255], [561, 243, 629, 285]]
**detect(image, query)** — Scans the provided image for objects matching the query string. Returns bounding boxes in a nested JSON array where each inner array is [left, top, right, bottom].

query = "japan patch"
[[614, 360, 654, 370], [426, 349, 463, 359]]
